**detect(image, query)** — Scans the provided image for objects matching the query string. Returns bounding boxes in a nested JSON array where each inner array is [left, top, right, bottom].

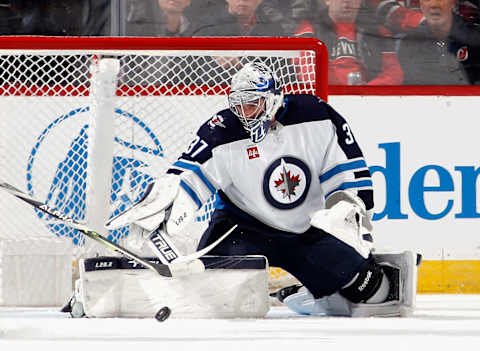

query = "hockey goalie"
[[66, 62, 419, 319]]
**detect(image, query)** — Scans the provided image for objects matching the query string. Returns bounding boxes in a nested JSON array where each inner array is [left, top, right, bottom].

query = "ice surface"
[[1, 294, 480, 351]]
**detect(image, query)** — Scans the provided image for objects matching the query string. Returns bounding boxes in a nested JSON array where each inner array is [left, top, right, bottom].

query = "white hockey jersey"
[[167, 94, 373, 234]]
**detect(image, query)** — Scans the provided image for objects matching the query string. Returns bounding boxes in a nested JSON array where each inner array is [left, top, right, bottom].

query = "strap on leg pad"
[[339, 260, 384, 303]]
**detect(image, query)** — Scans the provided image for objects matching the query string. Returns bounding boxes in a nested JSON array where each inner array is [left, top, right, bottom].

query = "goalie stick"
[[0, 181, 237, 277]]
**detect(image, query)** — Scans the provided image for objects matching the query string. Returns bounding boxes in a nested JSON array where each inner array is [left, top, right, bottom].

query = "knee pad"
[[339, 260, 384, 303]]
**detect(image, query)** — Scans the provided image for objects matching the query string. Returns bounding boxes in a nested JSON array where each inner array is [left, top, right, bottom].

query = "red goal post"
[[0, 36, 327, 306]]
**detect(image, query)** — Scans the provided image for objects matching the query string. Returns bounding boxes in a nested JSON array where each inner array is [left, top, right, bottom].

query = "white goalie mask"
[[228, 62, 284, 143]]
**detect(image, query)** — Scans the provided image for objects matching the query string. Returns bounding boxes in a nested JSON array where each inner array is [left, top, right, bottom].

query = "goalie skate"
[[279, 251, 420, 317]]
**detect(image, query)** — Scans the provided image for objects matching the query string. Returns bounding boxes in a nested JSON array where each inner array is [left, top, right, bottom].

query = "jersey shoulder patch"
[[197, 108, 249, 148]]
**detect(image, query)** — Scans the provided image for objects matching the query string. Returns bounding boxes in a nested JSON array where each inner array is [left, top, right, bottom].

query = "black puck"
[[155, 306, 171, 322]]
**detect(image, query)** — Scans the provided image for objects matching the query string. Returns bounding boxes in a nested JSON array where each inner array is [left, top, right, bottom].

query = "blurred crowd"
[[1, 0, 479, 85]]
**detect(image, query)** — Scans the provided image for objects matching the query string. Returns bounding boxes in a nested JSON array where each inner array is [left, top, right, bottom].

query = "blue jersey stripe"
[[173, 160, 216, 195], [179, 180, 203, 209], [325, 179, 373, 198], [319, 159, 367, 183]]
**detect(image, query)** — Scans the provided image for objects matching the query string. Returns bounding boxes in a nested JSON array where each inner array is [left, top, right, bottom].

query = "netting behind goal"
[[0, 37, 327, 306]]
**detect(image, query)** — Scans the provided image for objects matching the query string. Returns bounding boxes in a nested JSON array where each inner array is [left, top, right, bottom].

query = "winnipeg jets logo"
[[274, 159, 300, 200], [263, 157, 311, 210], [208, 114, 226, 129]]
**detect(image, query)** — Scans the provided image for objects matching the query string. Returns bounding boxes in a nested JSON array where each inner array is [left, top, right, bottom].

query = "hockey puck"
[[155, 306, 171, 322]]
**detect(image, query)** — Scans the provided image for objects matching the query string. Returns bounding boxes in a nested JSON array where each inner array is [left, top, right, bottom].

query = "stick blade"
[[150, 262, 173, 277]]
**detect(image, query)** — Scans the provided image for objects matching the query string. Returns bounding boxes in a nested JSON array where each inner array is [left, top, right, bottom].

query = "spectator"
[[366, 0, 479, 34], [456, 0, 480, 24], [398, 0, 480, 84], [124, 0, 193, 37], [83, 0, 110, 36], [259, 0, 313, 36], [189, 0, 311, 36], [193, 0, 285, 36], [0, 1, 22, 35], [0, 0, 109, 88], [367, 0, 425, 33], [185, 0, 225, 26], [191, 0, 288, 81], [8, 0, 109, 36], [121, 0, 198, 88], [295, 0, 403, 85]]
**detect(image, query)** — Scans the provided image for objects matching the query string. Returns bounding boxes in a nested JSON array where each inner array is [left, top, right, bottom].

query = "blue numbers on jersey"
[[186, 136, 209, 158], [343, 123, 355, 145]]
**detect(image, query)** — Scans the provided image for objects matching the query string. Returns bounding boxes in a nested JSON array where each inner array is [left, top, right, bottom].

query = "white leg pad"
[[374, 250, 419, 317], [284, 250, 419, 317], [74, 255, 270, 319]]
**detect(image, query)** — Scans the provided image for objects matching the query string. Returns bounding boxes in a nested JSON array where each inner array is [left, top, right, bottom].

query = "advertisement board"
[[1, 94, 478, 292]]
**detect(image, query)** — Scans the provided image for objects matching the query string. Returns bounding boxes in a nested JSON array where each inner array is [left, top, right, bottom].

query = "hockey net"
[[0, 37, 327, 306]]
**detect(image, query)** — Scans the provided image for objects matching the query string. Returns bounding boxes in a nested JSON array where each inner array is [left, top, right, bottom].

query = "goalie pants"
[[198, 207, 372, 299]]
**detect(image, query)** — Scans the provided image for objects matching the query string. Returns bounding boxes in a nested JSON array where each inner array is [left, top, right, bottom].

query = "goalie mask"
[[228, 62, 284, 143]]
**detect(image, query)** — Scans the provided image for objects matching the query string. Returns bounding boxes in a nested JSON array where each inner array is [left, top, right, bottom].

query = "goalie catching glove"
[[309, 190, 373, 259]]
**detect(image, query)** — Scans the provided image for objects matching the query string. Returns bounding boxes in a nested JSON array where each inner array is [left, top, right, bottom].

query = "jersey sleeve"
[[318, 103, 374, 211], [165, 119, 230, 210]]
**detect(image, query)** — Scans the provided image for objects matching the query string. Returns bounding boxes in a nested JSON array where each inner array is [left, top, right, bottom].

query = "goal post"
[[0, 36, 327, 306]]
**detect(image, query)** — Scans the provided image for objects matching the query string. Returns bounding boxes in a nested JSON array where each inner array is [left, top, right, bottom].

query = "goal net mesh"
[[0, 37, 326, 305]]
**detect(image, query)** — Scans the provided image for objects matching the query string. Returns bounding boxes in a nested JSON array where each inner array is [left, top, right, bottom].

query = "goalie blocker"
[[66, 255, 270, 319]]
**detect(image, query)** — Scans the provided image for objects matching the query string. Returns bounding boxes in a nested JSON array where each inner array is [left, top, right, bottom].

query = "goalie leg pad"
[[73, 255, 270, 319], [283, 251, 419, 317]]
